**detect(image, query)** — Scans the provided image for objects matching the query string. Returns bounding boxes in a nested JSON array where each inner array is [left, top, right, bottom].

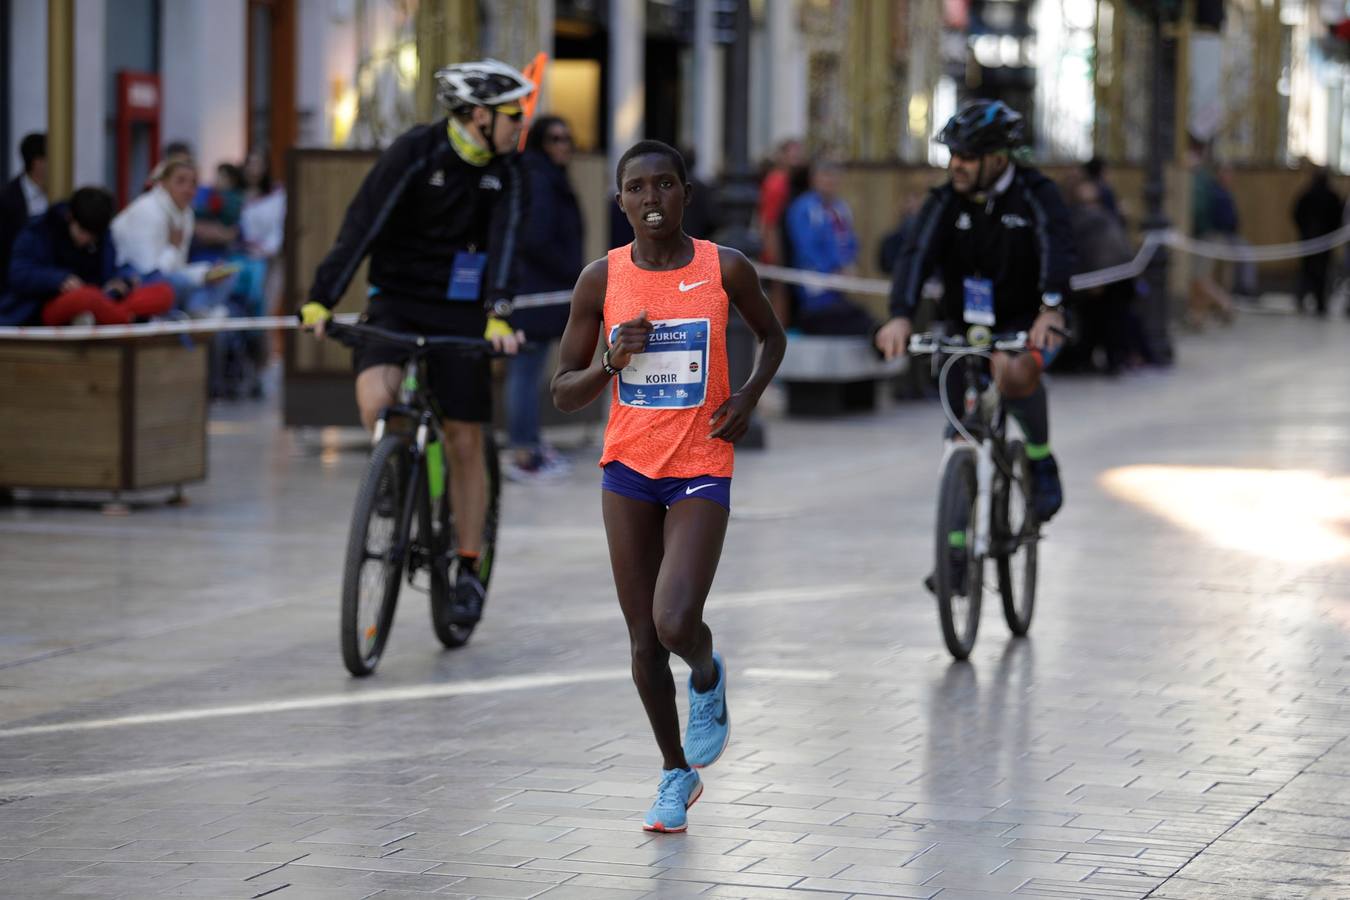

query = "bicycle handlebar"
[[325, 319, 501, 355], [908, 325, 1070, 357]]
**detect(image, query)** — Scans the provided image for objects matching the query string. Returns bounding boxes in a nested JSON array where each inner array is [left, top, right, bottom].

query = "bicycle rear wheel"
[[430, 431, 502, 648], [341, 435, 411, 676], [934, 445, 983, 661], [996, 440, 1038, 636]]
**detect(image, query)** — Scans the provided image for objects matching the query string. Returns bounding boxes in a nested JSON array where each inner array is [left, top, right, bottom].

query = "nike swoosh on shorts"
[[685, 483, 716, 495]]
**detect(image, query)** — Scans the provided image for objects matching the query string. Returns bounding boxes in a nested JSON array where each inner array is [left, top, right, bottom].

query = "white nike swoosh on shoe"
[[678, 280, 709, 292], [685, 483, 717, 495]]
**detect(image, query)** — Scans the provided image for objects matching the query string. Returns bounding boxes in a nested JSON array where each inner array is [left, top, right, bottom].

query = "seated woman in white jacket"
[[111, 158, 236, 316]]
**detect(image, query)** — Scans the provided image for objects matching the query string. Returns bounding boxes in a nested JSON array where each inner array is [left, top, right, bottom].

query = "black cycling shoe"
[[1029, 455, 1063, 522], [449, 563, 486, 625]]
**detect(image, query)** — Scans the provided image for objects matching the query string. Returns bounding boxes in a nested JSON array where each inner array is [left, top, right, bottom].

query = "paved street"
[[1, 312, 1348, 900]]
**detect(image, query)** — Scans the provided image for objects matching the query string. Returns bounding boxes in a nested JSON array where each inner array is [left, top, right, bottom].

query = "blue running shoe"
[[684, 651, 729, 768], [643, 767, 702, 833]]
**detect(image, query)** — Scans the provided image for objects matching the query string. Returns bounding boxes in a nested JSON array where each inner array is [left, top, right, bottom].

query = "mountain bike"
[[909, 329, 1042, 661], [327, 320, 502, 676]]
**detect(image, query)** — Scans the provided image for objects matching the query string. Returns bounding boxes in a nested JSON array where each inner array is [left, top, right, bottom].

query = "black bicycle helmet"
[[937, 100, 1026, 155], [434, 59, 534, 112]]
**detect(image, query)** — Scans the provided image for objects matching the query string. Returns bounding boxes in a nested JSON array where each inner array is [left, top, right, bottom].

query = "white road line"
[[742, 668, 837, 682], [0, 669, 630, 739], [0, 665, 839, 740]]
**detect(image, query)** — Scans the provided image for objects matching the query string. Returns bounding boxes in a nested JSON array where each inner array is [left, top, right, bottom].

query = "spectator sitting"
[[112, 157, 237, 317], [1, 132, 48, 297], [784, 159, 875, 335], [142, 140, 194, 193], [1, 186, 173, 326], [190, 162, 244, 264]]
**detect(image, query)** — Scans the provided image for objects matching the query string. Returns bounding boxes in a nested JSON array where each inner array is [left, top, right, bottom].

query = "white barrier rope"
[[4, 226, 1349, 341]]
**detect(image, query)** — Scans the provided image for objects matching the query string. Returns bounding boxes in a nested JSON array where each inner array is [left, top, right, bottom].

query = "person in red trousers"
[[0, 187, 173, 326]]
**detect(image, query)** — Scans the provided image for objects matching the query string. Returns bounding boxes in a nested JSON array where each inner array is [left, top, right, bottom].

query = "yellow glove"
[[299, 302, 331, 326], [484, 316, 514, 340]]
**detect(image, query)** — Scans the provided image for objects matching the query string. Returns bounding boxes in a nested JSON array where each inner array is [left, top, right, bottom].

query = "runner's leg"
[[653, 498, 727, 692], [603, 490, 686, 770]]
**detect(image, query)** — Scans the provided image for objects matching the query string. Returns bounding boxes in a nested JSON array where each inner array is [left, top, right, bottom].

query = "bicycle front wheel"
[[341, 435, 411, 676], [996, 440, 1038, 636], [934, 445, 983, 661]]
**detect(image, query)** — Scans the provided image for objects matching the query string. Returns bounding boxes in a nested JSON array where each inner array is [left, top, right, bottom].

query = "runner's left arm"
[[709, 247, 787, 442]]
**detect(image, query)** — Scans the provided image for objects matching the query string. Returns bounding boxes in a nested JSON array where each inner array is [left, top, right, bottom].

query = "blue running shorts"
[[601, 461, 731, 511]]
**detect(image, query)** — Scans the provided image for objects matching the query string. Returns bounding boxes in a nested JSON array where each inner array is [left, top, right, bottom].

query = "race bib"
[[962, 276, 995, 326], [446, 251, 487, 301], [609, 317, 709, 409]]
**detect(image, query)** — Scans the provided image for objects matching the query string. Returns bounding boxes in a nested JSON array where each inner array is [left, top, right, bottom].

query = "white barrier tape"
[[6, 225, 1350, 341]]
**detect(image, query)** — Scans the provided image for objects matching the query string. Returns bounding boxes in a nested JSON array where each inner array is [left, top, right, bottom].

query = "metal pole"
[[715, 0, 766, 449], [1141, 7, 1174, 366], [46, 0, 74, 200]]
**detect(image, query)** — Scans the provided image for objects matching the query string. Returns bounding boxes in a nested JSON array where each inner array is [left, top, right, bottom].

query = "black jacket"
[[309, 120, 526, 319], [513, 148, 583, 341], [1292, 180, 1342, 241], [0, 175, 34, 295], [889, 165, 1076, 331]]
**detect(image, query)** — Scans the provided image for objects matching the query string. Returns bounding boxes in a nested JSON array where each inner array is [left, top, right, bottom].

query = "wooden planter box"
[[0, 339, 208, 492]]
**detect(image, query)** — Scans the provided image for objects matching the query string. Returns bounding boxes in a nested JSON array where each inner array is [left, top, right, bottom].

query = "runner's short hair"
[[615, 140, 687, 191]]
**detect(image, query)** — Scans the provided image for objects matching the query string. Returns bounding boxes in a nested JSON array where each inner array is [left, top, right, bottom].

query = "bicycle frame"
[[369, 358, 450, 580], [916, 331, 1032, 560]]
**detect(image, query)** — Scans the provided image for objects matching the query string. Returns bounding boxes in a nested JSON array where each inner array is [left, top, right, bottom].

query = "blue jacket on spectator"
[[0, 203, 133, 325], [513, 147, 584, 342], [785, 190, 859, 314]]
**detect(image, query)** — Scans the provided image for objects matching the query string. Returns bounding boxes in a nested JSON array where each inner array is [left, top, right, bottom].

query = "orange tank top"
[[599, 239, 733, 479]]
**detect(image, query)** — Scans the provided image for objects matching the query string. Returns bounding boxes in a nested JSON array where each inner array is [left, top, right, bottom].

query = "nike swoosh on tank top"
[[599, 239, 733, 480]]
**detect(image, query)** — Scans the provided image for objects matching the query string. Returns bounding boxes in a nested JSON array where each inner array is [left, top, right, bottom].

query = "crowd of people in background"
[[5, 117, 1349, 438], [0, 133, 287, 398]]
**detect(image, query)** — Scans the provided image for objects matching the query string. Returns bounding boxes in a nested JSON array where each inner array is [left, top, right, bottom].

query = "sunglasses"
[[496, 105, 524, 121]]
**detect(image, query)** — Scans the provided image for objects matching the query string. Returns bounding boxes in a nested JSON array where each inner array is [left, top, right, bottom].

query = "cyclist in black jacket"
[[301, 59, 533, 624], [876, 100, 1074, 524]]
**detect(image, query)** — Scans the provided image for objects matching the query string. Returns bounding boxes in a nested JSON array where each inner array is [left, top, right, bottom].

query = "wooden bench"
[[774, 334, 909, 416], [0, 338, 208, 504]]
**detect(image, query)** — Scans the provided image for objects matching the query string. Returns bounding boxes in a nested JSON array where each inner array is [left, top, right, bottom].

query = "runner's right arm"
[[552, 258, 651, 412]]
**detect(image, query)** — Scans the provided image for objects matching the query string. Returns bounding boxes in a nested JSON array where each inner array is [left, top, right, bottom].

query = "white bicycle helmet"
[[434, 59, 535, 112]]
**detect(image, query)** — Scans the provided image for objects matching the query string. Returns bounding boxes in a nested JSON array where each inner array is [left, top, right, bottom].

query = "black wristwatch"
[[601, 349, 622, 376]]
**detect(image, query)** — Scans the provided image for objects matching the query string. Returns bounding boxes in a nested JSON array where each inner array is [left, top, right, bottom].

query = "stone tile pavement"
[[0, 314, 1347, 898]]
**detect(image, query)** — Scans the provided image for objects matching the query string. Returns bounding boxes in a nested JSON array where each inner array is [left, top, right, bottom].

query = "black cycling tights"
[[1006, 384, 1049, 447]]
